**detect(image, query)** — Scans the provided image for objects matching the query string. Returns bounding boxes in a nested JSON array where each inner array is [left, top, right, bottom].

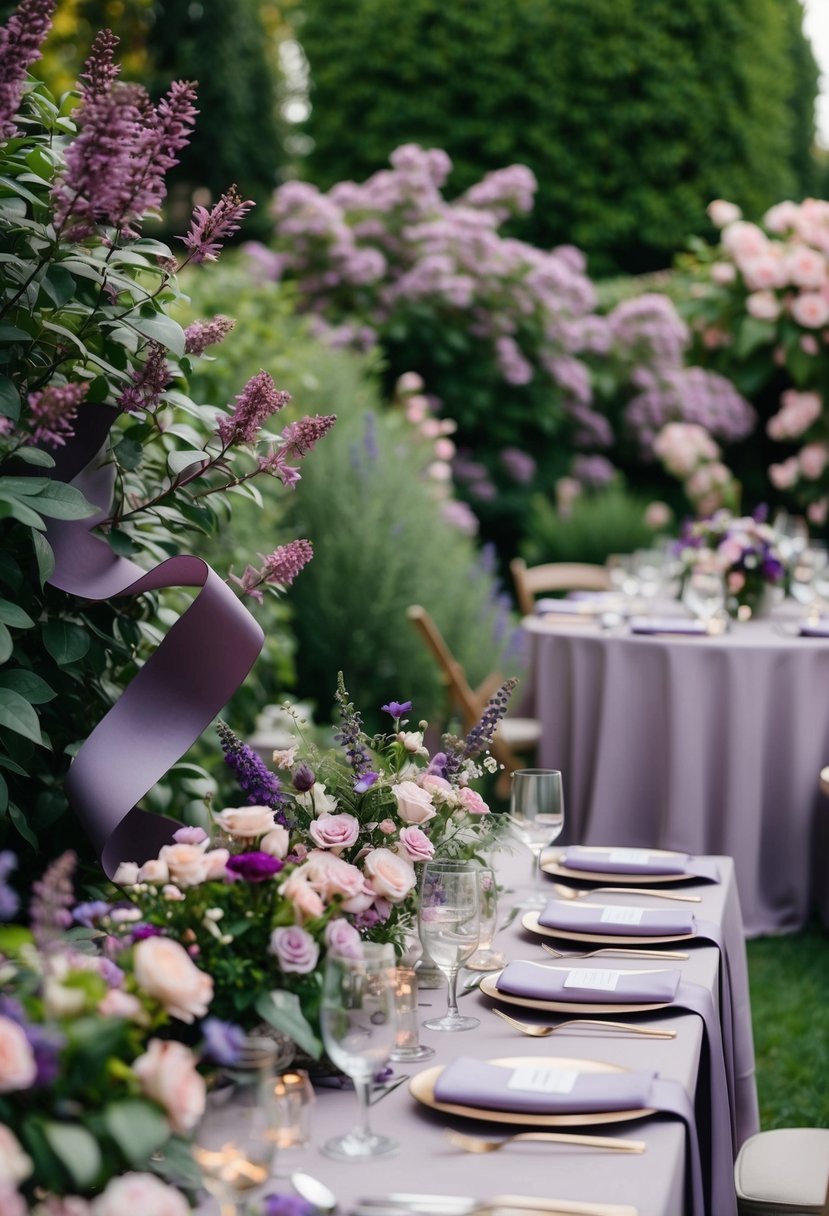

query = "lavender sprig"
[[29, 850, 76, 955], [334, 672, 374, 779], [442, 678, 518, 777], [217, 719, 287, 821]]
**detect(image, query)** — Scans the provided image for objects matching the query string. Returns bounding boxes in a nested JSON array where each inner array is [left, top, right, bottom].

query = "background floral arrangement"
[[673, 508, 787, 616]]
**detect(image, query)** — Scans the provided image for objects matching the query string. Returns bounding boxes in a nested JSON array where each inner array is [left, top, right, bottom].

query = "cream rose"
[[93, 1173, 190, 1216], [294, 782, 338, 815], [112, 861, 140, 886], [282, 869, 325, 920], [137, 858, 169, 885], [214, 805, 276, 838], [417, 773, 457, 805], [133, 937, 213, 1023], [158, 843, 211, 887], [0, 1017, 36, 1092], [134, 1039, 205, 1133], [392, 780, 437, 825], [202, 848, 230, 879], [363, 848, 417, 903], [260, 826, 291, 859], [0, 1124, 31, 1185]]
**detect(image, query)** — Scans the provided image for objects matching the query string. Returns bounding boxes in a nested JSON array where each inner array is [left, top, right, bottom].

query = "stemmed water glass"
[[510, 768, 566, 908], [319, 942, 398, 1160], [418, 859, 481, 1032], [681, 566, 726, 625], [465, 864, 506, 972]]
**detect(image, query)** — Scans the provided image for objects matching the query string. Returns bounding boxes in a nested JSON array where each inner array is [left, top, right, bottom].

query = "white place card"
[[600, 906, 646, 925], [508, 1066, 579, 1095], [563, 967, 622, 991], [607, 848, 653, 866]]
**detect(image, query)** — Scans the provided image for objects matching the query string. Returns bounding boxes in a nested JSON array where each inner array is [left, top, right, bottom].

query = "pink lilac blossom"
[[117, 79, 198, 234], [180, 185, 254, 263], [277, 413, 337, 459], [0, 0, 55, 140], [117, 342, 170, 414], [625, 367, 754, 454], [231, 539, 314, 601], [606, 294, 689, 369], [500, 446, 536, 484], [183, 315, 235, 356], [217, 370, 290, 447], [27, 382, 88, 447], [78, 28, 119, 99], [571, 453, 616, 487]]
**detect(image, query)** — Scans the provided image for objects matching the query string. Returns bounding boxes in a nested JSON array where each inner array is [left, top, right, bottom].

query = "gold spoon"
[[492, 1007, 675, 1039], [550, 882, 700, 904]]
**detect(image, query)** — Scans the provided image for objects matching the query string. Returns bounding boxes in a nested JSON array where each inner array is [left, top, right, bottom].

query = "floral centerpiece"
[[674, 508, 787, 618], [0, 850, 221, 1214], [107, 676, 513, 1058]]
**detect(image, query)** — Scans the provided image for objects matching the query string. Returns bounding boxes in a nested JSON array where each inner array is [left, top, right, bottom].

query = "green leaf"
[[32, 530, 55, 585], [0, 754, 27, 775], [40, 265, 75, 308], [113, 436, 144, 471], [168, 449, 208, 477], [0, 670, 56, 703], [18, 480, 96, 521], [735, 317, 775, 359], [41, 1122, 102, 1189], [0, 497, 45, 529], [106, 528, 139, 557], [0, 174, 42, 206], [0, 599, 34, 628], [255, 990, 322, 1059], [104, 1101, 171, 1167], [0, 325, 31, 343], [0, 772, 7, 813], [42, 620, 90, 665], [8, 446, 55, 467], [8, 802, 37, 848], [0, 374, 20, 421], [0, 924, 32, 953], [127, 312, 186, 357], [0, 624, 11, 665], [0, 687, 42, 744]]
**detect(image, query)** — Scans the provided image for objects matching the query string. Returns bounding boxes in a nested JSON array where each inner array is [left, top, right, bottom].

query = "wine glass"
[[465, 864, 506, 972], [510, 768, 565, 908], [790, 544, 829, 620], [681, 566, 726, 624], [418, 859, 481, 1032], [192, 1037, 278, 1216], [319, 942, 398, 1160]]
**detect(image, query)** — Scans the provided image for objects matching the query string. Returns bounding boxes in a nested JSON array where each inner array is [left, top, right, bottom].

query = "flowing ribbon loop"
[[44, 414, 264, 876]]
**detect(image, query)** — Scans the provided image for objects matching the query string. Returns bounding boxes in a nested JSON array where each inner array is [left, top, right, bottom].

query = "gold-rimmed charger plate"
[[479, 970, 672, 1016], [541, 849, 694, 886], [521, 910, 696, 947], [409, 1056, 654, 1126]]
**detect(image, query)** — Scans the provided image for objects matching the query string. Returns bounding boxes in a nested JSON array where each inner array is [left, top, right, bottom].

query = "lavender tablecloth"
[[525, 613, 829, 936], [205, 850, 757, 1216]]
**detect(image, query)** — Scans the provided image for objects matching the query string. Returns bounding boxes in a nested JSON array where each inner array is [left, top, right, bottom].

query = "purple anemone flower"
[[202, 1017, 246, 1067], [226, 852, 284, 882], [354, 771, 380, 793], [382, 700, 412, 718]]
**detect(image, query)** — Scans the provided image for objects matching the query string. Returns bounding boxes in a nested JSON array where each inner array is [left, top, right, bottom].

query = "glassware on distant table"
[[509, 768, 566, 908], [319, 942, 398, 1160], [418, 859, 481, 1032], [267, 1068, 315, 1152], [681, 566, 726, 624], [790, 543, 829, 620], [193, 1036, 278, 1216], [773, 510, 810, 562], [465, 864, 506, 972], [389, 965, 435, 1061]]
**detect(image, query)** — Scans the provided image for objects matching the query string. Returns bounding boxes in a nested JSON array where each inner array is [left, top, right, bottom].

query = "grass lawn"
[[747, 921, 829, 1128]]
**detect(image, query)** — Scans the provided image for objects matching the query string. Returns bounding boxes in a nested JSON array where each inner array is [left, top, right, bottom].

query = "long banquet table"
[[524, 611, 829, 936], [228, 847, 758, 1216]]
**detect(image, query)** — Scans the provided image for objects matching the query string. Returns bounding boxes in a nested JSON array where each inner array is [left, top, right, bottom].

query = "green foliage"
[[294, 0, 817, 275], [522, 486, 665, 567]]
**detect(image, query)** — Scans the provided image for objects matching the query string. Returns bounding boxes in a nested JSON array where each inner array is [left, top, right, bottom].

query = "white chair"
[[734, 1128, 829, 1214]]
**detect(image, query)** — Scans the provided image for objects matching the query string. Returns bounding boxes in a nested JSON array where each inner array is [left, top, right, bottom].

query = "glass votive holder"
[[390, 965, 435, 1062], [267, 1069, 315, 1151]]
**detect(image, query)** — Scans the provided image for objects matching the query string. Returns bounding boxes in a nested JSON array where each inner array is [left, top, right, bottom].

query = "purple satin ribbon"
[[44, 409, 264, 876]]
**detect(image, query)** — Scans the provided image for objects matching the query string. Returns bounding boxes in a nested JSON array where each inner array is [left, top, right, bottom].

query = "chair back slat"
[[510, 558, 610, 617]]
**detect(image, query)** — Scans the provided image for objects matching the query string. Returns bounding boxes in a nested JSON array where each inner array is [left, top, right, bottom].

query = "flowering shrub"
[[673, 508, 787, 617], [0, 3, 330, 869], [109, 677, 510, 1055], [676, 197, 829, 527], [653, 422, 741, 518], [0, 851, 210, 1212]]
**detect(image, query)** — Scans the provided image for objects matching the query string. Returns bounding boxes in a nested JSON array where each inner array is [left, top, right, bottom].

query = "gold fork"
[[492, 1007, 676, 1039], [550, 882, 700, 904], [541, 943, 689, 961], [447, 1129, 646, 1155]]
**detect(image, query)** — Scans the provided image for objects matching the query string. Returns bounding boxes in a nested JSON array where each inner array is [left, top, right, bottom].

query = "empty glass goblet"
[[681, 566, 726, 624], [510, 768, 565, 908], [418, 859, 481, 1032], [465, 864, 506, 972]]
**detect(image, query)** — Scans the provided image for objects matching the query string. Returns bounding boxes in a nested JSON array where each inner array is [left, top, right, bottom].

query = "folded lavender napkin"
[[495, 960, 681, 1004], [560, 846, 689, 874], [433, 1056, 655, 1115], [536, 598, 595, 615], [629, 616, 707, 635], [798, 619, 829, 637], [537, 900, 695, 937]]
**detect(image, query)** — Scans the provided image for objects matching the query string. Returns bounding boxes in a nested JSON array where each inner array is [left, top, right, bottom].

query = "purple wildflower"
[[202, 1017, 246, 1067], [179, 184, 255, 263], [277, 414, 337, 459], [27, 382, 88, 448], [184, 314, 235, 356], [443, 679, 518, 778], [257, 448, 302, 488], [226, 852, 284, 883], [292, 763, 316, 792], [121, 79, 198, 231], [216, 719, 287, 818], [72, 899, 111, 928], [0, 0, 56, 140], [0, 851, 18, 920], [217, 370, 291, 447], [261, 1197, 316, 1216], [334, 674, 374, 778], [26, 1021, 64, 1088], [30, 850, 76, 954], [117, 342, 170, 413], [260, 540, 314, 586], [79, 28, 120, 100], [354, 771, 380, 793], [98, 957, 125, 987], [131, 923, 163, 941], [382, 700, 412, 718]]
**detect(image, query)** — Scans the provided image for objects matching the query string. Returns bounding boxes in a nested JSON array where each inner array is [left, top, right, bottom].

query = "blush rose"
[[134, 1039, 206, 1133], [133, 937, 213, 1023], [392, 781, 437, 825]]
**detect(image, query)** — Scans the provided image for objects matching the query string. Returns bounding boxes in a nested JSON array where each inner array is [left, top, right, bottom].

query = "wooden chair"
[[406, 604, 541, 794], [510, 557, 611, 618], [734, 1128, 829, 1214]]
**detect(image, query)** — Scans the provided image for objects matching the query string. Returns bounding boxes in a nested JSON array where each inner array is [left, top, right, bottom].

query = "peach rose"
[[282, 869, 325, 920], [0, 1124, 31, 1185], [202, 848, 230, 879], [133, 937, 213, 1023], [158, 843, 211, 887], [260, 826, 291, 859], [137, 858, 169, 885], [214, 805, 276, 838], [304, 851, 366, 901], [0, 1017, 36, 1092], [457, 787, 490, 815], [92, 1173, 190, 1216], [363, 848, 417, 903], [392, 780, 437, 825], [97, 989, 149, 1024], [134, 1039, 205, 1133]]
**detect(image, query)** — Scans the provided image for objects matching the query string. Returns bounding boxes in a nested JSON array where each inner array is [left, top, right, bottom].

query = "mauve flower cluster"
[[26, 382, 88, 448], [0, 0, 54, 140], [625, 366, 755, 453]]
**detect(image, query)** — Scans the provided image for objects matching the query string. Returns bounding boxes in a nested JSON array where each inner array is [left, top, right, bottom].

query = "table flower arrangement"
[[674, 508, 787, 618], [108, 676, 513, 1060], [0, 850, 215, 1214]]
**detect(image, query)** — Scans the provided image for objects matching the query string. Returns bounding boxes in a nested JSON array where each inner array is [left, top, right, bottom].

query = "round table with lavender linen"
[[525, 610, 829, 936]]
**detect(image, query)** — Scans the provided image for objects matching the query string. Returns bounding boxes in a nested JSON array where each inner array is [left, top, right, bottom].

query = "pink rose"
[[97, 989, 149, 1024], [304, 851, 366, 900], [92, 1173, 190, 1216], [363, 848, 417, 903], [457, 787, 490, 815], [172, 825, 208, 845], [309, 812, 360, 852], [786, 245, 827, 290], [202, 848, 230, 879], [340, 877, 377, 914], [0, 1017, 36, 1093], [392, 780, 437, 825], [722, 220, 768, 260], [215, 805, 276, 838], [644, 500, 672, 530], [270, 926, 320, 974], [738, 252, 787, 292], [0, 1185, 24, 1216], [377, 818, 397, 835], [324, 917, 364, 959], [799, 443, 829, 481], [162, 884, 185, 901], [791, 292, 829, 329], [707, 199, 742, 227], [137, 858, 169, 885], [158, 843, 211, 887], [134, 1039, 206, 1133], [133, 937, 213, 1023], [808, 498, 829, 525], [417, 773, 456, 805], [282, 869, 326, 920], [0, 1124, 31, 1185], [710, 261, 737, 285], [397, 825, 435, 863], [769, 457, 800, 490], [260, 826, 291, 859], [745, 291, 780, 321]]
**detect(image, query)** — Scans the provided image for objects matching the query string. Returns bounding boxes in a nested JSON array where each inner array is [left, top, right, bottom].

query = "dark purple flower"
[[217, 720, 287, 818], [382, 701, 412, 718], [225, 852, 284, 882], [762, 556, 785, 583], [0, 851, 18, 920], [261, 1196, 316, 1216], [427, 751, 449, 779], [131, 923, 164, 942], [98, 958, 125, 987], [202, 1017, 246, 1066], [26, 1022, 64, 1088], [72, 900, 111, 928], [292, 762, 316, 792], [354, 771, 380, 793], [753, 503, 770, 523]]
